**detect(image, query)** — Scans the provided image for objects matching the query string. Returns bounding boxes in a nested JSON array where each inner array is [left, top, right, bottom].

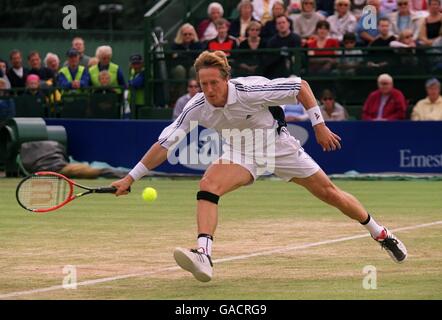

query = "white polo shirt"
[[159, 76, 302, 150]]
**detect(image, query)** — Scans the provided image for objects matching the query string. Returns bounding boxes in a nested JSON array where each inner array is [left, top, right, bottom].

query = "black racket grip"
[[94, 186, 131, 193]]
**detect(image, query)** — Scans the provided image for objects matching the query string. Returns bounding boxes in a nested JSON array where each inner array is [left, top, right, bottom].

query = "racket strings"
[[17, 176, 70, 209]]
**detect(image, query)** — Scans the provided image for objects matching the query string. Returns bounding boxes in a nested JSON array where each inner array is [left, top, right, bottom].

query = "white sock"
[[197, 234, 213, 256], [361, 214, 385, 239]]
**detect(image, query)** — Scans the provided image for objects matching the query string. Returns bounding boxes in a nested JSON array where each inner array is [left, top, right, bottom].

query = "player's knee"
[[199, 176, 222, 195]]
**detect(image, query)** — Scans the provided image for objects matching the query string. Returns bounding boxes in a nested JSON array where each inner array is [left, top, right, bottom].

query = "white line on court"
[[1, 220, 441, 299]]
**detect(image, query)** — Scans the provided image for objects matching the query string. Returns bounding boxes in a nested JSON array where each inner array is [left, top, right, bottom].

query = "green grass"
[[0, 178, 441, 299]]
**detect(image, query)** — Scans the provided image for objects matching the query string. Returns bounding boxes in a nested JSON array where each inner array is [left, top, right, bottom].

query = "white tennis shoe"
[[174, 247, 213, 282]]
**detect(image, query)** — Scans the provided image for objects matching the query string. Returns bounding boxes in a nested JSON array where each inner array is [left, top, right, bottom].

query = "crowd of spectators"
[[1, 0, 442, 121]]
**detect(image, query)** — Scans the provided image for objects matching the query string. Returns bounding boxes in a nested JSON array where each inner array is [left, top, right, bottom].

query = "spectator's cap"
[[377, 73, 393, 84], [425, 78, 440, 88], [26, 74, 40, 82], [129, 54, 143, 64], [343, 32, 356, 42], [66, 48, 80, 57]]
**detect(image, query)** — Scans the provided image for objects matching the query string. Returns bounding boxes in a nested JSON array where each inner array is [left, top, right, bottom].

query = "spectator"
[[170, 23, 203, 99], [0, 59, 11, 89], [128, 54, 145, 113], [27, 51, 55, 83], [197, 2, 224, 42], [389, 29, 419, 67], [235, 21, 267, 76], [93, 70, 118, 94], [58, 48, 90, 91], [7, 49, 29, 88], [230, 0, 258, 43], [206, 18, 238, 57], [390, 29, 417, 47], [71, 37, 91, 67], [410, 0, 428, 16], [356, 0, 387, 45], [362, 73, 407, 120], [418, 0, 442, 46], [292, 0, 325, 43], [327, 0, 357, 41], [172, 79, 200, 120], [0, 79, 15, 120], [261, 1, 293, 42], [389, 0, 422, 41], [316, 0, 337, 17], [44, 53, 60, 76], [24, 74, 46, 105], [319, 89, 349, 120], [380, 0, 397, 14], [411, 78, 442, 120], [307, 20, 340, 73], [370, 18, 396, 46], [265, 15, 302, 78], [283, 102, 309, 121], [253, 0, 280, 25], [89, 46, 126, 93], [337, 32, 364, 75]]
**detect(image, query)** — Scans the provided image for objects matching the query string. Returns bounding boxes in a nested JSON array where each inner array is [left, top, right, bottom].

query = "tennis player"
[[112, 51, 407, 282]]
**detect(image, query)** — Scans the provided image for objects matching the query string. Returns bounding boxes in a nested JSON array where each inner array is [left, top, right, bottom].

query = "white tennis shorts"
[[217, 127, 320, 182]]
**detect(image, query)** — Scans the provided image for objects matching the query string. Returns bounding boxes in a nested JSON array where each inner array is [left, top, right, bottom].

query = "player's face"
[[198, 67, 228, 108]]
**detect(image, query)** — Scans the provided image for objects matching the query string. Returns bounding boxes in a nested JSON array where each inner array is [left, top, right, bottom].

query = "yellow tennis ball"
[[142, 187, 157, 202]]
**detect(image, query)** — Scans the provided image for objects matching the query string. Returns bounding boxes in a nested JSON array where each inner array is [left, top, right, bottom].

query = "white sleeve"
[[158, 94, 204, 150], [234, 77, 302, 108]]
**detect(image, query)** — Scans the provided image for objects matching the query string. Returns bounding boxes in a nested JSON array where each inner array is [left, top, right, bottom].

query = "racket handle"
[[94, 186, 131, 193]]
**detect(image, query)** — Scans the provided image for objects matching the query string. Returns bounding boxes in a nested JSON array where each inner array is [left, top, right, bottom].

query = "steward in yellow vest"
[[57, 48, 90, 92]]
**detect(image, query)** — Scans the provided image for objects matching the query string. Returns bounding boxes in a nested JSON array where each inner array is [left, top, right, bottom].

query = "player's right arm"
[[112, 94, 205, 196]]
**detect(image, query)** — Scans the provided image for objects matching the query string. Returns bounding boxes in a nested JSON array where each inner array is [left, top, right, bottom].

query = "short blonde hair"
[[174, 23, 199, 44], [95, 45, 112, 59], [194, 50, 231, 80]]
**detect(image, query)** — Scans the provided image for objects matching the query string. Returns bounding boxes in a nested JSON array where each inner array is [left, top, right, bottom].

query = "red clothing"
[[362, 88, 408, 120], [307, 38, 340, 55], [207, 36, 237, 56], [197, 19, 211, 39]]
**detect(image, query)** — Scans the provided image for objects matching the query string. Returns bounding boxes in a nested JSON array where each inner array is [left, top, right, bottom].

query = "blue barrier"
[[45, 119, 442, 174]]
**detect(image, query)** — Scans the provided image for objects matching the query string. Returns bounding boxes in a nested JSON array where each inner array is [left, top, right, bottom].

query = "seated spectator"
[[0, 59, 11, 89], [27, 51, 55, 83], [235, 21, 267, 76], [44, 53, 60, 77], [7, 49, 29, 88], [24, 74, 47, 106], [57, 48, 90, 91], [389, 1, 422, 41], [230, 0, 258, 43], [418, 0, 442, 46], [362, 73, 407, 120], [327, 0, 357, 41], [261, 1, 293, 42], [319, 89, 349, 120], [71, 37, 91, 67], [411, 78, 442, 120], [94, 70, 118, 94], [283, 102, 309, 121], [265, 15, 302, 78], [172, 79, 200, 120], [380, 0, 397, 14], [410, 0, 429, 16], [0, 79, 15, 120], [197, 2, 224, 42], [337, 32, 364, 75], [390, 29, 417, 48], [351, 0, 367, 19], [292, 0, 325, 44], [89, 46, 126, 93], [316, 0, 336, 17], [389, 29, 420, 68], [170, 23, 203, 99], [368, 18, 396, 68], [128, 54, 145, 112], [253, 0, 280, 25], [206, 18, 238, 57], [356, 0, 387, 45], [307, 20, 340, 73]]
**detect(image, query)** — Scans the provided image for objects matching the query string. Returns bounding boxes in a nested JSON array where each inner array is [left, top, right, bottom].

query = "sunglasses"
[[398, 2, 409, 5], [337, 3, 349, 6], [188, 85, 199, 88], [182, 33, 193, 36]]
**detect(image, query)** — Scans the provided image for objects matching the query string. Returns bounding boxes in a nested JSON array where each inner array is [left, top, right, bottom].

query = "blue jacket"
[[57, 66, 91, 89]]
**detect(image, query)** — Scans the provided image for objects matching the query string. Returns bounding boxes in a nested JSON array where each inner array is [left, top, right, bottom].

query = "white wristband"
[[307, 106, 324, 126], [128, 162, 149, 181]]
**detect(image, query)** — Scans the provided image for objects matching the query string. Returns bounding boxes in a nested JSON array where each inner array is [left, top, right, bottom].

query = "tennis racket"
[[16, 171, 129, 213]]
